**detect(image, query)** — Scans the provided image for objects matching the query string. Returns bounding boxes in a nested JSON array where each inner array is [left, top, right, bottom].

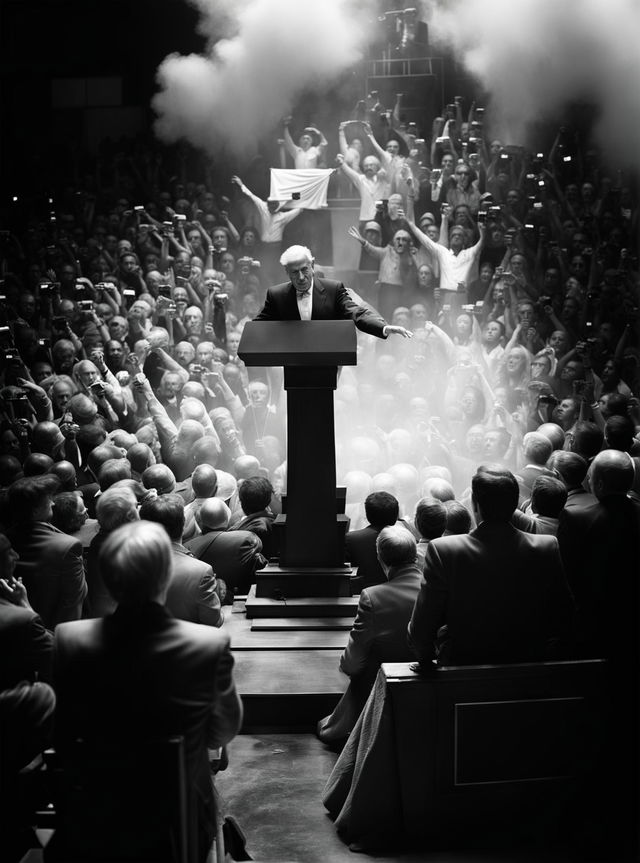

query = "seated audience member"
[[414, 496, 447, 568], [557, 449, 640, 656], [526, 475, 568, 536], [186, 498, 268, 601], [183, 464, 220, 541], [6, 475, 87, 631], [514, 431, 555, 504], [344, 491, 400, 591], [87, 486, 140, 617], [0, 532, 54, 754], [546, 450, 596, 512], [230, 476, 277, 559], [317, 525, 422, 747], [443, 499, 473, 535], [52, 520, 244, 863], [0, 535, 56, 860], [139, 493, 223, 624], [408, 466, 575, 667]]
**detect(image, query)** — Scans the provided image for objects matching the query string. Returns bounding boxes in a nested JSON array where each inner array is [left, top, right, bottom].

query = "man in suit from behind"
[[230, 475, 278, 560], [139, 494, 224, 625], [546, 450, 596, 514], [254, 244, 413, 339], [52, 520, 243, 863], [317, 525, 422, 747], [186, 498, 268, 601], [345, 491, 400, 591], [408, 465, 575, 668], [7, 475, 87, 631]]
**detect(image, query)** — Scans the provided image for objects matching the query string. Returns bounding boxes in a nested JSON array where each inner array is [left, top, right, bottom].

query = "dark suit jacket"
[[341, 563, 423, 679], [345, 524, 386, 589], [53, 604, 242, 857], [557, 494, 640, 657], [231, 509, 277, 559], [185, 529, 267, 595], [408, 521, 575, 666], [9, 522, 87, 631], [0, 599, 53, 688], [318, 563, 422, 744], [166, 544, 223, 627], [254, 276, 388, 337]]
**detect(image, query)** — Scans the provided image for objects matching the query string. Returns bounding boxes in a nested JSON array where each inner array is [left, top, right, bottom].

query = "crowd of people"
[[0, 83, 639, 861]]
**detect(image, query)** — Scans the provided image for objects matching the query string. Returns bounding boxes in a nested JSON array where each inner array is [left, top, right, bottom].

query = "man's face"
[[549, 330, 568, 353], [109, 317, 128, 340], [174, 342, 195, 365], [52, 382, 73, 410], [212, 229, 227, 250], [517, 303, 535, 323], [466, 425, 485, 455], [248, 383, 269, 406], [227, 333, 241, 354], [363, 157, 379, 177], [105, 341, 124, 364], [299, 133, 313, 150], [196, 344, 214, 366], [450, 230, 465, 252], [426, 225, 439, 241], [286, 257, 314, 294], [484, 430, 505, 458], [184, 309, 203, 335], [393, 231, 411, 254], [561, 361, 581, 381], [441, 155, 454, 173], [386, 140, 400, 157]]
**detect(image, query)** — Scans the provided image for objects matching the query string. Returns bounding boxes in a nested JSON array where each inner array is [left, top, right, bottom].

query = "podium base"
[[245, 585, 358, 620]]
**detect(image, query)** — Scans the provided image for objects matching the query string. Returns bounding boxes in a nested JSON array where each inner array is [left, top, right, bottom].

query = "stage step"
[[250, 617, 354, 632], [225, 607, 349, 650], [245, 587, 359, 619], [233, 649, 345, 732]]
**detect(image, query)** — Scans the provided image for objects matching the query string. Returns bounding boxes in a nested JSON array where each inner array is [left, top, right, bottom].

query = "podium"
[[239, 320, 356, 574]]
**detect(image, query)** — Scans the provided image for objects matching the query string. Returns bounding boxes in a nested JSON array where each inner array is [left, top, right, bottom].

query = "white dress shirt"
[[296, 284, 313, 320]]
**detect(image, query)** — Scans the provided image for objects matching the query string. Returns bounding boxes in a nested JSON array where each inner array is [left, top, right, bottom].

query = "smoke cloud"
[[153, 0, 376, 156], [424, 0, 640, 167]]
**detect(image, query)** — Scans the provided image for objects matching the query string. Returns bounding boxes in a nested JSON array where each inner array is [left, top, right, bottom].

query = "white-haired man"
[[53, 520, 244, 862], [254, 245, 412, 339]]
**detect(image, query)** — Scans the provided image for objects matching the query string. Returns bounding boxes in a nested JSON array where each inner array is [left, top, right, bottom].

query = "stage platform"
[[225, 598, 352, 733]]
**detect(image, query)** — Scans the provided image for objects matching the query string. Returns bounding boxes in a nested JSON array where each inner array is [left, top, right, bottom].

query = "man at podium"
[[254, 245, 413, 340]]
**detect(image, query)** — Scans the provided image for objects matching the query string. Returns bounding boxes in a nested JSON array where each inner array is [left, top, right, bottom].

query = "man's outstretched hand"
[[384, 325, 413, 339]]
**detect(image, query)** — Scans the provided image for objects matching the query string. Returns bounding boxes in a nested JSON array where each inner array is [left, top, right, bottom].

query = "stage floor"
[[224, 599, 350, 732]]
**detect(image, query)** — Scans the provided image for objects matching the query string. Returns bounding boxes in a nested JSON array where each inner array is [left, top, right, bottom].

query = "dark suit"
[[318, 562, 422, 744], [166, 544, 223, 627], [9, 522, 87, 631], [408, 521, 575, 666], [557, 494, 640, 657], [231, 510, 277, 560], [345, 524, 386, 590], [0, 600, 55, 773], [186, 529, 267, 597], [345, 519, 416, 591], [53, 604, 243, 861], [254, 276, 388, 337]]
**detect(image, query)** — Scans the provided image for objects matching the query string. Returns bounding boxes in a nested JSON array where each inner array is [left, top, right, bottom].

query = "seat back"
[[44, 736, 194, 863], [383, 659, 607, 840]]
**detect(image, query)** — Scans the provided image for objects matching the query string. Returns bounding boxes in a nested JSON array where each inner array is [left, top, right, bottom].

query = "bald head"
[[48, 460, 77, 490], [234, 455, 261, 480], [31, 421, 65, 458], [199, 497, 231, 531], [537, 423, 566, 451], [142, 464, 177, 495], [23, 453, 55, 476], [191, 464, 218, 499], [589, 449, 634, 500]]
